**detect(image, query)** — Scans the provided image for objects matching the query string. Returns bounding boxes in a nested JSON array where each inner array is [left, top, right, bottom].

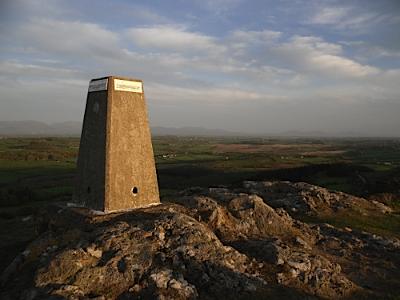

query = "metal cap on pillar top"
[[73, 76, 160, 212]]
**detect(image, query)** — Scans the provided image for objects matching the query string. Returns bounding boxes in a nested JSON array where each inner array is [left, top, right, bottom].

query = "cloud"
[[311, 6, 350, 24], [339, 41, 400, 62], [146, 82, 286, 105], [0, 60, 82, 80], [229, 29, 281, 51], [194, 0, 243, 16], [3, 19, 385, 100], [1, 10, 399, 135], [3, 0, 400, 137], [126, 25, 225, 54], [122, 27, 306, 90], [5, 18, 384, 92], [16, 19, 121, 59], [275, 35, 379, 77], [310, 54, 378, 77], [120, 6, 173, 24], [310, 5, 400, 31], [288, 36, 342, 55]]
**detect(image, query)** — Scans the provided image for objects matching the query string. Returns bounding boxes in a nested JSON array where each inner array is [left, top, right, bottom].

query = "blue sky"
[[1, 0, 400, 135]]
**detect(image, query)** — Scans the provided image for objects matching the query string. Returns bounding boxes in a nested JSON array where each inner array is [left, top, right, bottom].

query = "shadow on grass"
[[157, 162, 400, 198]]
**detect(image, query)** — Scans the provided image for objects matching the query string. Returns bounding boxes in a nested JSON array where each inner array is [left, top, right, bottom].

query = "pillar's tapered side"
[[73, 78, 108, 211], [73, 76, 160, 212], [105, 76, 160, 211]]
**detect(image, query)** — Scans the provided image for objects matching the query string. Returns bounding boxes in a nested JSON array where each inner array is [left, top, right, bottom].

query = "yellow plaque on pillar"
[[114, 79, 143, 93]]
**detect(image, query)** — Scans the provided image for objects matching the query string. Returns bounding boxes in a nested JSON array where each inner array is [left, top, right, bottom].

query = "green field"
[[1, 136, 400, 271], [1, 136, 400, 205]]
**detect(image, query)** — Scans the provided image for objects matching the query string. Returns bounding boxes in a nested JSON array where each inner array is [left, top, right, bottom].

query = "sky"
[[0, 0, 400, 136]]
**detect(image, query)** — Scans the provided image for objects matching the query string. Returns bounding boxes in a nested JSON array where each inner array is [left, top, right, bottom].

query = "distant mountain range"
[[0, 121, 390, 138], [0, 121, 82, 136], [0, 121, 243, 137]]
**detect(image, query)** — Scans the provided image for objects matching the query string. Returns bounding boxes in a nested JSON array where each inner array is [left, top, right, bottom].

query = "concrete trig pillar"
[[73, 76, 160, 212]]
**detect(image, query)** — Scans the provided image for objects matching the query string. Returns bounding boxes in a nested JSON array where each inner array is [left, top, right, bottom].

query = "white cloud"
[[0, 61, 82, 79], [311, 6, 350, 25], [2, 15, 399, 134], [4, 20, 385, 102], [17, 19, 121, 59], [0, 0, 399, 135], [310, 54, 378, 77], [276, 35, 379, 77], [6, 19, 384, 90], [310, 5, 400, 31], [230, 29, 281, 43], [194, 0, 243, 16], [289, 36, 342, 55], [228, 29, 282, 55], [120, 6, 173, 24], [146, 82, 286, 105], [126, 26, 225, 54]]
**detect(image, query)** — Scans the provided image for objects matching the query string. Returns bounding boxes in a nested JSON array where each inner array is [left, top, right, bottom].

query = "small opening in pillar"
[[131, 187, 138, 196], [87, 187, 91, 194]]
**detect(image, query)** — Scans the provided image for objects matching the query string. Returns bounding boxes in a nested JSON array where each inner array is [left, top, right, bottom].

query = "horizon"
[[1, 119, 400, 138], [1, 0, 400, 136]]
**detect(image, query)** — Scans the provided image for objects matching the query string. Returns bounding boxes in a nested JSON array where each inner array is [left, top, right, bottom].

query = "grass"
[[1, 136, 400, 203], [0, 136, 399, 234], [301, 211, 400, 238]]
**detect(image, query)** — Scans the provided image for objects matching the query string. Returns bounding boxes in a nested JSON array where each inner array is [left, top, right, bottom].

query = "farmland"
[[0, 136, 400, 271]]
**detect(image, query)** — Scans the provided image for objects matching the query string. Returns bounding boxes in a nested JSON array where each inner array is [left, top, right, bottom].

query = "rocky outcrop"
[[243, 181, 393, 216], [1, 181, 399, 299]]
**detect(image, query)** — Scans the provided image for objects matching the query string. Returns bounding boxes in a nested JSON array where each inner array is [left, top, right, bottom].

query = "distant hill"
[[0, 121, 384, 138], [278, 130, 367, 138], [0, 121, 82, 136], [278, 130, 327, 137], [50, 121, 83, 136], [151, 126, 244, 137], [0, 121, 244, 137]]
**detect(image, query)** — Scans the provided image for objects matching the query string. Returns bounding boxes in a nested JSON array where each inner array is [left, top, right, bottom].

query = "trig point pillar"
[[73, 76, 160, 212]]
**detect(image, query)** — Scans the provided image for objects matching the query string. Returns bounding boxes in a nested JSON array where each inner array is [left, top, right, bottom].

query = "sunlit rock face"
[[2, 181, 399, 299]]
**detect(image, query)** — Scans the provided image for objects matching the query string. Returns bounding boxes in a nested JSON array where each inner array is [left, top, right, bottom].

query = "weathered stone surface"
[[2, 181, 399, 299], [74, 76, 160, 212], [242, 181, 392, 217]]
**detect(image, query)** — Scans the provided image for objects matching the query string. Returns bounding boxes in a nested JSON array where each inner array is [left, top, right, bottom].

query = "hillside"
[[1, 181, 399, 299]]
